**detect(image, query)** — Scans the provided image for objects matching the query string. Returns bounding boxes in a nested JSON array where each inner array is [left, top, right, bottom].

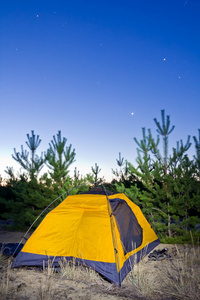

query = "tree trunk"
[[167, 200, 172, 237], [164, 135, 168, 175]]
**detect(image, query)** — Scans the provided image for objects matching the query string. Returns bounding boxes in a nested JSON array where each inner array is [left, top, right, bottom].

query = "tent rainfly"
[[12, 189, 160, 285]]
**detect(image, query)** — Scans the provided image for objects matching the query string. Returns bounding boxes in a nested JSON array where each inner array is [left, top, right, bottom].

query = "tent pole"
[[101, 183, 122, 287]]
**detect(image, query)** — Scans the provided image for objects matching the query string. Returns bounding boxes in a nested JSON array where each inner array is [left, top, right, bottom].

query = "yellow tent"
[[12, 189, 160, 285]]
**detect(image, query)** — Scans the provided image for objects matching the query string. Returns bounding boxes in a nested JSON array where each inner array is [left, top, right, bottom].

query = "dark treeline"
[[0, 110, 200, 243]]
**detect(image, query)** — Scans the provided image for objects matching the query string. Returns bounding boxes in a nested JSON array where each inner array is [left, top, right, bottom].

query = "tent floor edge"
[[11, 252, 121, 285]]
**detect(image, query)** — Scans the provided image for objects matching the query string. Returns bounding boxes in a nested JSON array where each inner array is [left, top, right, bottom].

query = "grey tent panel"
[[109, 198, 143, 255]]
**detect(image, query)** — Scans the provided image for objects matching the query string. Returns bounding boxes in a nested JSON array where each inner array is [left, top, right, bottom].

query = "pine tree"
[[45, 131, 76, 187], [171, 156, 197, 234], [153, 110, 176, 237], [133, 127, 160, 184], [74, 167, 80, 181], [153, 109, 175, 175], [127, 110, 193, 238], [193, 129, 200, 178], [112, 152, 129, 182], [169, 136, 191, 173], [12, 130, 45, 178], [91, 163, 101, 183]]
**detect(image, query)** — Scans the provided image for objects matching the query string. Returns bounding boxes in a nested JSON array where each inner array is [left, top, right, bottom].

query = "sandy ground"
[[0, 230, 198, 300]]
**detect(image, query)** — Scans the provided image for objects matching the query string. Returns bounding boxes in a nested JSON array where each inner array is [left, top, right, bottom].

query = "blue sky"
[[0, 0, 200, 181]]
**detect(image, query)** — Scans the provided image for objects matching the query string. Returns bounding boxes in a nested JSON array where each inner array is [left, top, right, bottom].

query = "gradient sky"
[[0, 0, 200, 181]]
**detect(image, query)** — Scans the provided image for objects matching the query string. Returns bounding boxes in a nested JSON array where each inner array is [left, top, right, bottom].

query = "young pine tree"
[[12, 130, 45, 179], [193, 129, 200, 179], [91, 163, 101, 184], [45, 131, 76, 187], [112, 152, 129, 182]]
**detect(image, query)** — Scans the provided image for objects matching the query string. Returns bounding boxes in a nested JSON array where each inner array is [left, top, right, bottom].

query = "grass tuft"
[[0, 257, 13, 300], [37, 257, 56, 300], [59, 257, 100, 283], [159, 244, 200, 300]]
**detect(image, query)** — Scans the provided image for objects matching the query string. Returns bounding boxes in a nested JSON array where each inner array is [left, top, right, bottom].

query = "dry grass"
[[0, 243, 200, 300], [125, 254, 159, 299], [158, 244, 200, 300], [124, 243, 200, 300], [37, 258, 56, 300], [0, 257, 12, 300], [59, 257, 102, 283]]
